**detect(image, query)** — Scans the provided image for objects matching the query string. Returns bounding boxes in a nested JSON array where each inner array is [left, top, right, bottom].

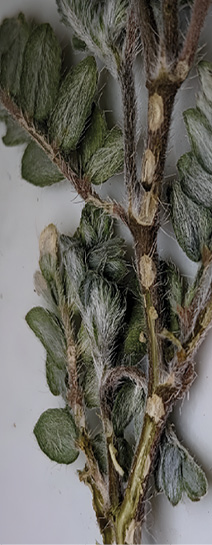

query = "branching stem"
[[0, 88, 129, 228]]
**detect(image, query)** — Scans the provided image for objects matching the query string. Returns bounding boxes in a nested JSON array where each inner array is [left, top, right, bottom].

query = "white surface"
[[0, 1, 212, 544]]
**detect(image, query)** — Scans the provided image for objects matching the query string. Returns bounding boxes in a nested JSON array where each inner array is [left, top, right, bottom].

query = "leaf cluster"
[[0, 13, 123, 187], [171, 62, 212, 262], [155, 426, 208, 505], [26, 204, 147, 472]]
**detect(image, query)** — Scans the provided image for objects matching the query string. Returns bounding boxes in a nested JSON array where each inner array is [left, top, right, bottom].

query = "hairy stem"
[[0, 88, 129, 227], [119, 6, 138, 203], [145, 290, 160, 393], [118, 6, 212, 534], [115, 412, 165, 543], [176, 0, 211, 79], [60, 303, 84, 426], [162, 0, 179, 62], [134, 0, 159, 77]]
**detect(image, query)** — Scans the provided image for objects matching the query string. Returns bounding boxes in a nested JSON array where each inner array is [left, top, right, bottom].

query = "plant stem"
[[162, 0, 179, 62], [115, 2, 212, 535], [119, 5, 138, 203], [115, 412, 164, 543], [134, 0, 159, 77], [0, 88, 129, 227], [178, 0, 211, 69], [145, 290, 160, 393]]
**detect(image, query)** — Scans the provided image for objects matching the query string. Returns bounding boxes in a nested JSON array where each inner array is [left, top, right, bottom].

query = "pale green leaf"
[[22, 142, 64, 186], [20, 23, 61, 121], [164, 262, 185, 337], [171, 181, 212, 261], [34, 408, 79, 464], [0, 13, 30, 100], [198, 61, 212, 105], [116, 437, 134, 478], [166, 262, 184, 312], [85, 126, 124, 184], [75, 203, 113, 249], [183, 108, 212, 174], [196, 91, 212, 127], [2, 117, 29, 146], [80, 276, 125, 368], [72, 34, 86, 51], [0, 14, 27, 67], [82, 360, 100, 408], [78, 323, 100, 408], [112, 382, 146, 437], [80, 106, 107, 169], [87, 238, 127, 283], [56, 0, 129, 77], [46, 353, 67, 397], [60, 238, 85, 307], [178, 151, 212, 208], [124, 301, 146, 362], [25, 306, 66, 368], [92, 433, 108, 474], [162, 443, 183, 505], [50, 56, 97, 152], [156, 426, 208, 505], [182, 455, 208, 501]]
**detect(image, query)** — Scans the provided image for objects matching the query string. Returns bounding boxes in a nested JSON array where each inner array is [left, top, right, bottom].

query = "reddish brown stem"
[[119, 6, 138, 198], [134, 0, 159, 76], [178, 0, 211, 69]]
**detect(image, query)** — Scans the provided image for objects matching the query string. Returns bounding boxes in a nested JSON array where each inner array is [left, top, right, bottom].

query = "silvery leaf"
[[171, 181, 212, 262]]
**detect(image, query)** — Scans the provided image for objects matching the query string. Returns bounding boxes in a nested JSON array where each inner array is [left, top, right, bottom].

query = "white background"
[[0, 1, 212, 543]]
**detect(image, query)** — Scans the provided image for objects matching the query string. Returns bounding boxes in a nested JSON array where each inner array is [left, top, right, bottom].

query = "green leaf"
[[85, 126, 124, 184], [112, 382, 146, 437], [0, 14, 27, 66], [198, 61, 212, 105], [50, 56, 98, 152], [20, 23, 61, 121], [2, 117, 30, 146], [46, 353, 67, 397], [196, 91, 212, 127], [72, 34, 87, 51], [0, 13, 30, 100], [22, 142, 64, 186], [80, 276, 125, 367], [156, 426, 208, 505], [92, 433, 108, 474], [164, 262, 185, 337], [75, 203, 113, 249], [26, 307, 66, 368], [124, 301, 147, 362], [82, 360, 100, 408], [171, 181, 212, 262], [166, 262, 183, 312], [178, 151, 212, 208], [60, 238, 85, 306], [87, 238, 127, 283], [183, 108, 212, 174], [80, 106, 107, 169], [78, 323, 100, 408], [162, 443, 183, 505], [182, 455, 208, 501], [56, 0, 129, 77], [34, 408, 79, 464], [116, 437, 134, 478]]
